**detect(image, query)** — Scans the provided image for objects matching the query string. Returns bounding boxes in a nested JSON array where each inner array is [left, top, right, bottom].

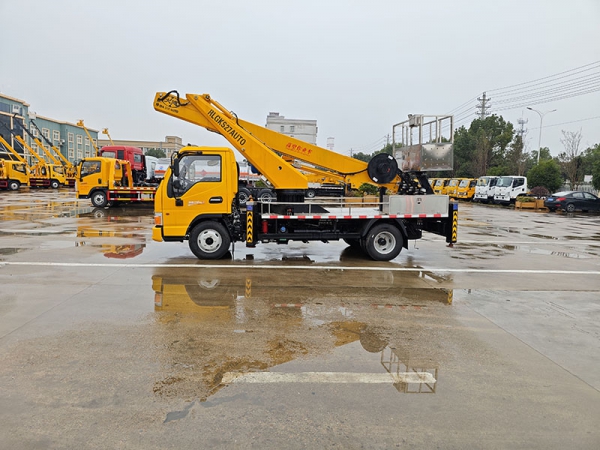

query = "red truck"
[[98, 146, 147, 184]]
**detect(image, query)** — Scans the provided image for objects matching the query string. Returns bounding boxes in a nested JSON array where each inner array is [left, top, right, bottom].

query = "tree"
[[526, 159, 563, 193], [505, 134, 529, 175], [580, 143, 600, 190], [146, 148, 166, 158], [558, 130, 583, 190], [452, 115, 515, 177]]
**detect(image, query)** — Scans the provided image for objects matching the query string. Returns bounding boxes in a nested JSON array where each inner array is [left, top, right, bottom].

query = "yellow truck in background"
[[432, 178, 450, 195], [0, 160, 29, 190], [455, 178, 477, 200], [76, 157, 156, 207]]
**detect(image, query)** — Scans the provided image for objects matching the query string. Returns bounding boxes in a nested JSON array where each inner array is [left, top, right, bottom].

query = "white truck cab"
[[493, 176, 527, 204], [473, 176, 498, 203]]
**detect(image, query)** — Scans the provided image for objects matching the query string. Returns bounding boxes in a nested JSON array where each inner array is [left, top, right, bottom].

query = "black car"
[[544, 191, 600, 212]]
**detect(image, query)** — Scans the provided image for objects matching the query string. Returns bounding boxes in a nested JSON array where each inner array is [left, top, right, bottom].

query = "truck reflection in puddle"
[[76, 226, 146, 259], [151, 267, 452, 400]]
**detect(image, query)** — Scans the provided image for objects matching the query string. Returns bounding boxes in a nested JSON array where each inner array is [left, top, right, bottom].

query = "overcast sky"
[[1, 0, 599, 159]]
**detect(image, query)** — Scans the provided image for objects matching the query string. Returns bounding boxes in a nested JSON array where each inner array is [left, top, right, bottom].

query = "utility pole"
[[476, 92, 491, 119], [517, 117, 528, 137]]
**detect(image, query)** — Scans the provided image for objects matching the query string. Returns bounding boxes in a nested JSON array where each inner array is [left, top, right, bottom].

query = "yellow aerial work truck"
[[150, 91, 458, 261], [0, 160, 29, 191]]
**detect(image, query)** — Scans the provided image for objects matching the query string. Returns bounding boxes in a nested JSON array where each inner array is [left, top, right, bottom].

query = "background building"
[[265, 112, 317, 145], [0, 93, 98, 165]]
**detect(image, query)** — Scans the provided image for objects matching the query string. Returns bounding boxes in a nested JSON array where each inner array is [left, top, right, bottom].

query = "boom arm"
[[0, 135, 29, 165], [30, 120, 74, 168], [154, 92, 400, 191], [154, 92, 307, 189], [76, 120, 100, 156]]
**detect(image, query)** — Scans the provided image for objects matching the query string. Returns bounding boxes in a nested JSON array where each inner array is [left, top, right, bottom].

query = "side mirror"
[[172, 158, 180, 177]]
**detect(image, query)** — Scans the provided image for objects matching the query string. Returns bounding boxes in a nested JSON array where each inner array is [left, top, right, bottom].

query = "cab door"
[[161, 153, 234, 238], [77, 160, 103, 196]]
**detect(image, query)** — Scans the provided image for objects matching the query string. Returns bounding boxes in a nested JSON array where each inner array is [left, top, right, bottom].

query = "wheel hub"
[[374, 232, 395, 254], [198, 230, 222, 253]]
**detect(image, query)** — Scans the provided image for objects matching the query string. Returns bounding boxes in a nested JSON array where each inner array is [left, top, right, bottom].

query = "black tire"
[[363, 224, 403, 261], [90, 190, 108, 207], [8, 180, 20, 191], [306, 189, 316, 199], [237, 187, 251, 205], [50, 179, 60, 189], [258, 189, 275, 202], [189, 221, 231, 260], [565, 203, 576, 213]]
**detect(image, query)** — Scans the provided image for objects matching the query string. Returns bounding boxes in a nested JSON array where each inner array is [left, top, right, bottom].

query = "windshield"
[[449, 179, 459, 187], [477, 177, 489, 186], [496, 176, 513, 187], [101, 151, 116, 158], [434, 179, 445, 187], [459, 180, 469, 187]]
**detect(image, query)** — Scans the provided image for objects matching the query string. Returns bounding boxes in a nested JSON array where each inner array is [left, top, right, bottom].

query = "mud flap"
[[446, 201, 458, 244]]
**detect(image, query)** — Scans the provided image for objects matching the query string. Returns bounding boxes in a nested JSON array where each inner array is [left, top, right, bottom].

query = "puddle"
[[150, 268, 452, 401]]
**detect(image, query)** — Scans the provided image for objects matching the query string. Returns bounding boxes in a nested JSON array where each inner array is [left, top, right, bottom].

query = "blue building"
[[0, 93, 98, 164]]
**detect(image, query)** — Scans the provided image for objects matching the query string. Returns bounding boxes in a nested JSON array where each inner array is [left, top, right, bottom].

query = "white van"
[[493, 176, 527, 204], [473, 176, 498, 203]]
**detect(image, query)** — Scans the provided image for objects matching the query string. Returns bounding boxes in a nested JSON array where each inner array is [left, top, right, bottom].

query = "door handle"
[[209, 197, 223, 204]]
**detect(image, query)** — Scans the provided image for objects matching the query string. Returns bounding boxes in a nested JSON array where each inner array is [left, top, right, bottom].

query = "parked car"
[[544, 191, 600, 212]]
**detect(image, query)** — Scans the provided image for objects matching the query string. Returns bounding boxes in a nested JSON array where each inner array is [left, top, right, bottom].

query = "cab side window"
[[81, 161, 101, 177], [171, 155, 222, 197]]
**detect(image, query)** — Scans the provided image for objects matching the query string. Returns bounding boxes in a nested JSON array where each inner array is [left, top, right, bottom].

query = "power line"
[[487, 60, 600, 93], [528, 115, 600, 130]]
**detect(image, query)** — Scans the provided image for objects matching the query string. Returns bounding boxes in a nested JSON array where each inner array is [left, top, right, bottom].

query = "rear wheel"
[[91, 190, 108, 207], [189, 221, 231, 260], [8, 180, 20, 191], [565, 203, 576, 213], [237, 187, 252, 205], [306, 189, 316, 199], [363, 224, 403, 261], [258, 189, 275, 202]]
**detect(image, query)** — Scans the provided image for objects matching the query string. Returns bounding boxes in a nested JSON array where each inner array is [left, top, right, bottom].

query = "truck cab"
[[76, 157, 133, 207], [0, 160, 29, 190], [456, 178, 476, 200], [473, 176, 498, 203], [446, 178, 463, 198], [493, 176, 527, 204], [153, 147, 239, 243], [433, 178, 449, 195]]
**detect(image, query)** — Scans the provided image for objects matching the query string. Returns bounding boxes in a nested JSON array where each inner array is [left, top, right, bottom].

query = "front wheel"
[[8, 180, 20, 191], [90, 190, 108, 207], [363, 224, 403, 261], [50, 179, 60, 189], [305, 189, 316, 199], [189, 221, 231, 260]]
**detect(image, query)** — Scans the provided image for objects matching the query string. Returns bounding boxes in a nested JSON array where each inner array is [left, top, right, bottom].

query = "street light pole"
[[527, 107, 557, 164]]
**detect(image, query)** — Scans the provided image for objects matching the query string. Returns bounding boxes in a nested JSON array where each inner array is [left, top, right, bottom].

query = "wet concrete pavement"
[[0, 190, 599, 449]]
